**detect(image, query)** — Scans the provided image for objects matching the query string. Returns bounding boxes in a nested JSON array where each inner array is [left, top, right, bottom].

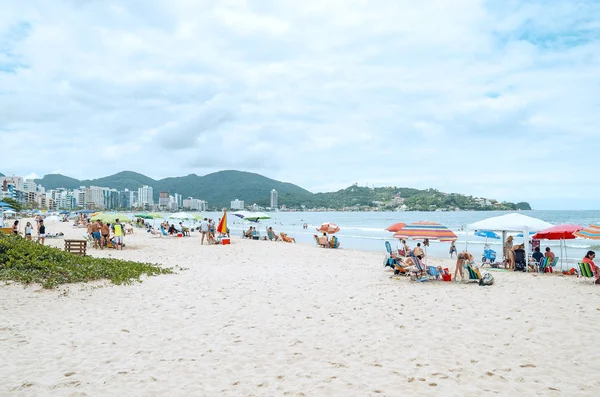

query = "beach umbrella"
[[574, 224, 600, 240], [316, 222, 340, 234], [243, 212, 271, 221], [3, 209, 16, 214], [475, 230, 500, 239], [90, 213, 131, 223], [217, 211, 227, 235], [0, 202, 14, 208], [44, 215, 61, 222], [393, 222, 457, 242], [169, 212, 194, 220], [134, 213, 154, 219], [533, 224, 584, 270], [385, 222, 406, 232], [193, 214, 204, 220], [149, 212, 163, 219]]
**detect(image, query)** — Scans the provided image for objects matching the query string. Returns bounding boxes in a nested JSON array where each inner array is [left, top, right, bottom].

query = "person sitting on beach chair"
[[280, 232, 296, 243], [244, 227, 253, 238], [317, 233, 329, 247], [266, 227, 279, 241]]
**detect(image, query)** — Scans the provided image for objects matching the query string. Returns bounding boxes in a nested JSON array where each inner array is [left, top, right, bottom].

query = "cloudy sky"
[[1, 0, 599, 210]]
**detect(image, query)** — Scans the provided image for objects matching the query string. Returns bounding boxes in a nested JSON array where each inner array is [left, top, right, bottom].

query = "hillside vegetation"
[[27, 170, 531, 211]]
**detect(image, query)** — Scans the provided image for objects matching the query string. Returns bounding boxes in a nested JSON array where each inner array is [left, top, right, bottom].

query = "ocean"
[[149, 210, 599, 269]]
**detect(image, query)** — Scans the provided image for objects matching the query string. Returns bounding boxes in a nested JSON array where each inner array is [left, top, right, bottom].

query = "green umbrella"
[[134, 213, 154, 219], [90, 212, 131, 223]]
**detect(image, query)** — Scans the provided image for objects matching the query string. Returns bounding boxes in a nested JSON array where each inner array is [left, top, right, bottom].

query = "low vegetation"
[[0, 234, 172, 289]]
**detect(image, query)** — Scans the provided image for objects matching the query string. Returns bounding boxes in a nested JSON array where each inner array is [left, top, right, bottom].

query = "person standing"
[[38, 219, 46, 245], [200, 218, 209, 245], [12, 220, 19, 235], [112, 219, 125, 250], [449, 241, 457, 258], [25, 222, 33, 241], [101, 221, 110, 248], [91, 220, 101, 249]]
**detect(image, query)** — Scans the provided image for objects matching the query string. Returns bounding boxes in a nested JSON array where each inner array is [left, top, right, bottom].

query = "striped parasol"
[[385, 222, 406, 232], [393, 222, 457, 242], [574, 224, 600, 240], [316, 222, 340, 234]]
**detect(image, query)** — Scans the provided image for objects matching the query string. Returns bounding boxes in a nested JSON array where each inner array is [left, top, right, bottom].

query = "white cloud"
[[0, 0, 599, 209]]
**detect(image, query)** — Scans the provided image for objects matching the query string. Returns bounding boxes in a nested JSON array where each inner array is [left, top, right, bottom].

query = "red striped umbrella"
[[393, 222, 457, 242], [316, 223, 340, 234], [385, 222, 406, 232]]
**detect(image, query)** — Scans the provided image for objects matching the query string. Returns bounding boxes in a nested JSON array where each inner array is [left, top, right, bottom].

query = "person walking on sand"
[[37, 219, 46, 245], [200, 218, 209, 245], [449, 241, 457, 258]]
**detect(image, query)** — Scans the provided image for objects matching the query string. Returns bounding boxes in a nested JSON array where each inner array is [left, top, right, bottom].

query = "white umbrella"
[[169, 212, 194, 220], [3, 209, 16, 214], [44, 215, 61, 222]]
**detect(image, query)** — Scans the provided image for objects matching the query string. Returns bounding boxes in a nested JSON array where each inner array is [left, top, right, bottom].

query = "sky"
[[0, 0, 599, 210]]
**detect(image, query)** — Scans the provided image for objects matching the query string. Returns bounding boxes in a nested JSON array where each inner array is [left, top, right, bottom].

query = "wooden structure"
[[64, 239, 87, 256], [0, 227, 13, 235]]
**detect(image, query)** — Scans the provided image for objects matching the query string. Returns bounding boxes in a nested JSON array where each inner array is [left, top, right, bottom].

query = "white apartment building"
[[138, 185, 154, 207], [183, 197, 206, 211], [231, 199, 244, 210], [270, 189, 278, 209]]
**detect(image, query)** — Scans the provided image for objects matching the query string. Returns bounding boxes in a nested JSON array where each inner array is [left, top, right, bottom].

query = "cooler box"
[[222, 238, 230, 245], [177, 233, 183, 237]]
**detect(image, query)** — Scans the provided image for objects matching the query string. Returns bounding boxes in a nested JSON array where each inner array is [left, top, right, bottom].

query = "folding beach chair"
[[465, 262, 481, 282], [578, 262, 596, 284]]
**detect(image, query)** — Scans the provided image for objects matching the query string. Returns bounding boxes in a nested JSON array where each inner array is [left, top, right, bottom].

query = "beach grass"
[[0, 234, 172, 288]]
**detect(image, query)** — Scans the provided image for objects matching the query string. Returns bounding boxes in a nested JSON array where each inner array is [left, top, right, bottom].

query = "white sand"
[[1, 219, 600, 396]]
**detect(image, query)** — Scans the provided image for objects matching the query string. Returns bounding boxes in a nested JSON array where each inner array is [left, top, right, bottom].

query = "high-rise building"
[[129, 190, 138, 208], [138, 185, 154, 207], [230, 199, 244, 210], [270, 189, 278, 209], [158, 192, 170, 209]]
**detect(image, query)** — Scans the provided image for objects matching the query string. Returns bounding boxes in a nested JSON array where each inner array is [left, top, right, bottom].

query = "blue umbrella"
[[0, 202, 14, 209], [475, 230, 500, 239]]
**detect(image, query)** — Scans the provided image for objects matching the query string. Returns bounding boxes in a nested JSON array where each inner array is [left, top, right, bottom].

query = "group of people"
[[244, 226, 296, 243], [87, 219, 126, 250], [316, 233, 339, 248], [10, 219, 47, 245]]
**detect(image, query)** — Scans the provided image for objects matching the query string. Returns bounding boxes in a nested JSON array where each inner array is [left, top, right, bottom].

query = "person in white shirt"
[[200, 218, 209, 245]]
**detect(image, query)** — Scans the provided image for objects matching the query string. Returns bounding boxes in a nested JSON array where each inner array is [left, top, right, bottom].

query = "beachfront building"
[[158, 191, 169, 209], [231, 199, 244, 210], [270, 189, 278, 209], [138, 185, 154, 208], [174, 193, 183, 209], [129, 190, 138, 208], [183, 197, 205, 211]]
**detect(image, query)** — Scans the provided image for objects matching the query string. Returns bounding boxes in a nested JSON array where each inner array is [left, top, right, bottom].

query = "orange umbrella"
[[316, 223, 340, 234], [385, 222, 406, 232], [393, 222, 457, 242]]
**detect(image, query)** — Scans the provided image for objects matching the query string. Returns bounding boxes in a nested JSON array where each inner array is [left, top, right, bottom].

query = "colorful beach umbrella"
[[393, 222, 457, 242], [533, 224, 583, 240], [574, 224, 600, 240], [217, 211, 227, 234], [316, 222, 340, 234], [385, 222, 406, 232]]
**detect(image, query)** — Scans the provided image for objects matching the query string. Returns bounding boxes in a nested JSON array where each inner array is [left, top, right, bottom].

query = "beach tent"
[[169, 212, 194, 220], [468, 213, 553, 271]]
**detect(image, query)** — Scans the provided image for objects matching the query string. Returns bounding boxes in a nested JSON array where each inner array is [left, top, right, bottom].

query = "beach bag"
[[479, 273, 494, 286]]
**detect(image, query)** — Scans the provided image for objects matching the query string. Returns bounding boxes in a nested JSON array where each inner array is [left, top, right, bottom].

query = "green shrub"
[[0, 234, 172, 288]]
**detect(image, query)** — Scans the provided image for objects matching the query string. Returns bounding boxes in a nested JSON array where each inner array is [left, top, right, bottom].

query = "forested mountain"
[[29, 170, 530, 210]]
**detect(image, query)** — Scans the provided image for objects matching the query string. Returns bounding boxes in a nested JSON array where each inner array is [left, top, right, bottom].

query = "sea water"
[[146, 210, 599, 268]]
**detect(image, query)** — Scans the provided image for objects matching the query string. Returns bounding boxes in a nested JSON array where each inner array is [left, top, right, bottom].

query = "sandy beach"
[[1, 219, 599, 396]]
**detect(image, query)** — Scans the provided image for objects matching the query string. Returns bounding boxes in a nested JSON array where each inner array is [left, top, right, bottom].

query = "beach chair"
[[578, 262, 596, 284], [330, 236, 340, 248], [160, 227, 168, 237], [465, 262, 481, 282], [427, 266, 442, 280], [536, 257, 548, 273]]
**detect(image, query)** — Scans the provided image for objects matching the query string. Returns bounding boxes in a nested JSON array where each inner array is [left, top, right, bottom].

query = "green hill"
[[0, 172, 4, 177], [33, 170, 530, 211]]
